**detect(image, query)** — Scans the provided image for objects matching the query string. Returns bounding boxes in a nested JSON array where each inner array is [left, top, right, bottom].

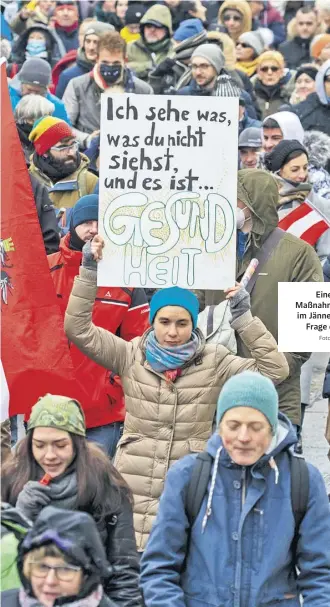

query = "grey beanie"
[[238, 127, 262, 149], [238, 31, 265, 57], [191, 43, 225, 75], [18, 58, 51, 88], [84, 21, 115, 40]]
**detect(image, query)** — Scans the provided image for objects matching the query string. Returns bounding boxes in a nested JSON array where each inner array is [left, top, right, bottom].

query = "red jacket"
[[48, 234, 149, 428]]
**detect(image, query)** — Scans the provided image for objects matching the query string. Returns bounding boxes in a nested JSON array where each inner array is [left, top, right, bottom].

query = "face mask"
[[236, 206, 248, 230], [26, 40, 47, 56], [99, 62, 123, 85]]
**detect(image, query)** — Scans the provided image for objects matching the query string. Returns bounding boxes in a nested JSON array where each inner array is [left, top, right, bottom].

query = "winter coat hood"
[[206, 30, 236, 70], [303, 130, 330, 168], [207, 411, 297, 464], [218, 0, 252, 38], [316, 59, 330, 105], [172, 30, 207, 62], [18, 506, 111, 599], [266, 110, 304, 143], [287, 15, 326, 40], [11, 23, 59, 65], [237, 169, 279, 247], [140, 4, 173, 35]]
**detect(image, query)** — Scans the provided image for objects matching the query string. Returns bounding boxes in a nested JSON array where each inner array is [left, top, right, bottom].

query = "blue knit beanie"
[[150, 287, 199, 328], [71, 195, 98, 229], [173, 18, 204, 42], [216, 371, 279, 435]]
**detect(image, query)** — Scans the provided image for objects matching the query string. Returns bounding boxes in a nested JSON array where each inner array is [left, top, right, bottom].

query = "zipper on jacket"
[[241, 467, 246, 509]]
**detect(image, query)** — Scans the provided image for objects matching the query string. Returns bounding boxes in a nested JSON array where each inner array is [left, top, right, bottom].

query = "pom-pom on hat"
[[150, 287, 199, 328], [29, 116, 73, 155]]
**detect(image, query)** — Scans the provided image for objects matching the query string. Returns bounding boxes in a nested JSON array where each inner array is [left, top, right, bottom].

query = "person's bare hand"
[[90, 235, 104, 261]]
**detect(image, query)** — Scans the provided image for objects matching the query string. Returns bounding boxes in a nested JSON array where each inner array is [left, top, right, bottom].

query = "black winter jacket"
[[102, 495, 142, 606], [292, 93, 330, 136], [279, 37, 312, 69], [29, 174, 60, 255]]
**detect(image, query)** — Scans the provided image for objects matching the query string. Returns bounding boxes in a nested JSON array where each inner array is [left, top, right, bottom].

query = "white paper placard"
[[98, 94, 239, 289], [278, 282, 330, 352]]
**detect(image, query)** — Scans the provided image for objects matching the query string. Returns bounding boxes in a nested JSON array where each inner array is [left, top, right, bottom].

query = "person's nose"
[[44, 568, 57, 586], [44, 445, 56, 460], [237, 426, 251, 443], [89, 221, 98, 235], [168, 323, 178, 337]]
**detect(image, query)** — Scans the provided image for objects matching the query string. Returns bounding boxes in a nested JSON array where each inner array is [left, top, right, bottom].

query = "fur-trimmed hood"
[[304, 130, 330, 168]]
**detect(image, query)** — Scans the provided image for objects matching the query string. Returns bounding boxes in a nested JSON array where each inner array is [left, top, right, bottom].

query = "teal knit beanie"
[[216, 371, 279, 435], [149, 287, 199, 328]]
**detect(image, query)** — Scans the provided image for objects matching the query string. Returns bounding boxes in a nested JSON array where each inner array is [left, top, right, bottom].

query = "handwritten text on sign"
[[98, 95, 238, 289]]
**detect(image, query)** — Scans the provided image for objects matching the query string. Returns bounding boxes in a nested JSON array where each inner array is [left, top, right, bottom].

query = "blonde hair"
[[23, 545, 65, 580], [257, 50, 285, 69]]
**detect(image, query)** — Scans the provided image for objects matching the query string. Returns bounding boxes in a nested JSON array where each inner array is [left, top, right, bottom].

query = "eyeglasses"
[[29, 562, 82, 582], [223, 13, 242, 22], [259, 65, 280, 73], [50, 141, 79, 154], [191, 63, 212, 71], [236, 42, 252, 49]]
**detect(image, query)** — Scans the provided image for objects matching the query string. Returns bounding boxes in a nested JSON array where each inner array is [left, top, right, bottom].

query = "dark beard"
[[33, 152, 81, 182]]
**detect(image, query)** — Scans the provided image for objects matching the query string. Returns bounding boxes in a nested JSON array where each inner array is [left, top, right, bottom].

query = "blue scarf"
[[237, 230, 249, 260], [146, 330, 200, 374]]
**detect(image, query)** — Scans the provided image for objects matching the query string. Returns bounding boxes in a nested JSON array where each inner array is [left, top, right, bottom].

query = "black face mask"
[[99, 62, 122, 85]]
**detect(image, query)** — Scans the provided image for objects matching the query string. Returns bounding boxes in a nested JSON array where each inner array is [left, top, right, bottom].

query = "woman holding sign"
[[64, 235, 289, 552]]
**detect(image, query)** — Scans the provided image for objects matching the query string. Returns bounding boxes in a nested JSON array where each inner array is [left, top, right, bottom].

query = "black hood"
[[18, 507, 112, 602]]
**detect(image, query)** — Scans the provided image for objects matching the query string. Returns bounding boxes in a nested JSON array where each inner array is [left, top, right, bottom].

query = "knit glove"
[[229, 287, 251, 322], [82, 239, 97, 272], [16, 481, 52, 522]]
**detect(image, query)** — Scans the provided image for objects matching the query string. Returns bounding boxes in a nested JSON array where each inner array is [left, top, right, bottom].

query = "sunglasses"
[[236, 42, 252, 49], [259, 65, 280, 73], [223, 13, 242, 22]]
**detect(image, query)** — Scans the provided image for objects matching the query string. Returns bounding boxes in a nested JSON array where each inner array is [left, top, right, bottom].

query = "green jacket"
[[29, 154, 98, 210], [127, 4, 173, 82], [199, 170, 323, 425]]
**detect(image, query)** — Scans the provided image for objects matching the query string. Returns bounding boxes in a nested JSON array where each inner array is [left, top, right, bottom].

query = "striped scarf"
[[146, 330, 200, 375]]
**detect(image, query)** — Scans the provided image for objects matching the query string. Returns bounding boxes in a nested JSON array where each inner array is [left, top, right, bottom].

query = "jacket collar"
[[59, 233, 82, 266]]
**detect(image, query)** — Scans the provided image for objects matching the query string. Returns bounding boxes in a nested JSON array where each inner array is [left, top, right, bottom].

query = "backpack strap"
[[289, 452, 309, 558], [78, 170, 88, 198], [206, 305, 216, 338], [245, 228, 285, 294], [185, 452, 213, 526]]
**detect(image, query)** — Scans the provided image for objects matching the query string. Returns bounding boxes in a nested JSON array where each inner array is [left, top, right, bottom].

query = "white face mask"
[[236, 206, 248, 230]]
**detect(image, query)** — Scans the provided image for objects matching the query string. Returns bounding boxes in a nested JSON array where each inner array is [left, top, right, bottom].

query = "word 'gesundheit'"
[[103, 192, 234, 286]]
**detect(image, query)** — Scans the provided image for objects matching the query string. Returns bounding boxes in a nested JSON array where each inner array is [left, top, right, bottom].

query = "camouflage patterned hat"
[[27, 394, 86, 437]]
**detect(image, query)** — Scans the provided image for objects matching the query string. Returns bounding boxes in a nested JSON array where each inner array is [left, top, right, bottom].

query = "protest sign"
[[98, 94, 238, 289]]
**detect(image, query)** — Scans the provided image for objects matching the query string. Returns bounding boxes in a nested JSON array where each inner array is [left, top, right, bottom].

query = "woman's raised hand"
[[224, 282, 251, 322]]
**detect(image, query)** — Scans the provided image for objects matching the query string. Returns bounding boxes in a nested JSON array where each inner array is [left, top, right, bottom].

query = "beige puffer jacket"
[[65, 267, 289, 550]]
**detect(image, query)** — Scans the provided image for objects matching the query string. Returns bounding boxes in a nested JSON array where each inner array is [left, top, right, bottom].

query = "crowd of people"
[[1, 0, 330, 606]]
